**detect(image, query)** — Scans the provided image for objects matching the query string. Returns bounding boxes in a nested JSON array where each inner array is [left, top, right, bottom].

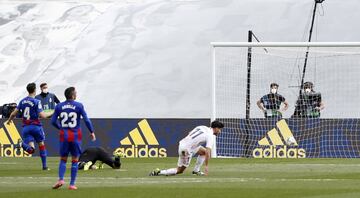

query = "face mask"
[[271, 88, 277, 94], [305, 88, 311, 93], [42, 88, 48, 94]]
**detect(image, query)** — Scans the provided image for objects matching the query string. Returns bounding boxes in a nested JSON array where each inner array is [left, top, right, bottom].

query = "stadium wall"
[[217, 119, 360, 158], [1, 118, 360, 158], [0, 118, 209, 157]]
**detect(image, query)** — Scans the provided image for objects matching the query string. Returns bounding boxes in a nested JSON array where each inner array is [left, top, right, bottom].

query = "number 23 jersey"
[[51, 100, 94, 133]]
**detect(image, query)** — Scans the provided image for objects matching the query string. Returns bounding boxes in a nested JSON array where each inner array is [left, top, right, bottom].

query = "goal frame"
[[210, 42, 360, 158], [211, 42, 360, 121]]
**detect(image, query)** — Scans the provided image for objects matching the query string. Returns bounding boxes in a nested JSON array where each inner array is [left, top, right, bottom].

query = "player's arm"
[[6, 108, 19, 125], [204, 147, 211, 175], [50, 107, 61, 130], [54, 95, 60, 104], [204, 134, 215, 175], [39, 111, 54, 119], [80, 104, 96, 141]]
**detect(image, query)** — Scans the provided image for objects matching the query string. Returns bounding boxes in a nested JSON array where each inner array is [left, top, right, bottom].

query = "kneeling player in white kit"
[[149, 121, 224, 176]]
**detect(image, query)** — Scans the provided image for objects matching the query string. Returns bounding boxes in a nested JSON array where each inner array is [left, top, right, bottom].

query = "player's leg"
[[78, 161, 85, 170], [18, 126, 35, 154], [150, 149, 191, 176], [155, 151, 190, 176], [69, 155, 79, 190], [157, 166, 186, 176], [97, 147, 121, 169], [38, 142, 49, 170], [78, 148, 96, 171], [68, 141, 82, 190], [77, 154, 91, 170], [53, 141, 69, 189], [28, 141, 35, 151], [192, 146, 206, 175], [34, 127, 49, 170], [172, 149, 192, 175]]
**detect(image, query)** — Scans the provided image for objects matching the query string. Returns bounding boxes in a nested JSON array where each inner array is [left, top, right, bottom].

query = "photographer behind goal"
[[257, 83, 289, 119], [293, 81, 325, 118]]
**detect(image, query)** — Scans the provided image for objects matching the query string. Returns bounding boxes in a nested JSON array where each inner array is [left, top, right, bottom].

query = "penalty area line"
[[0, 177, 357, 184], [115, 169, 128, 172]]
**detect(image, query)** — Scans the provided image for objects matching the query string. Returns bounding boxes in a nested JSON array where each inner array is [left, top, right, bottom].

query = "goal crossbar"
[[211, 42, 360, 48]]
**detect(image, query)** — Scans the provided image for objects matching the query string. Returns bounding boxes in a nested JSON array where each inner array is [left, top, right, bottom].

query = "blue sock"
[[39, 145, 47, 168], [59, 159, 67, 180], [21, 142, 34, 154], [70, 160, 78, 186]]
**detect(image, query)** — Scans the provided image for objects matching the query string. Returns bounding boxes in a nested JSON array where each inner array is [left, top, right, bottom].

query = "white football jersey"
[[179, 126, 214, 150]]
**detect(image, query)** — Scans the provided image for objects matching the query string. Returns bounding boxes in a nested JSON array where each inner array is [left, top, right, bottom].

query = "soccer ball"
[[286, 136, 296, 146]]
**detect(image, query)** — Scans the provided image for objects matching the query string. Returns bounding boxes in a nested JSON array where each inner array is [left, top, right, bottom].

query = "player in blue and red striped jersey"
[[51, 87, 96, 190], [6, 82, 52, 170]]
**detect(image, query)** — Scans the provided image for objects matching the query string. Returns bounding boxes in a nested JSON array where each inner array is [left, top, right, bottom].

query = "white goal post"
[[211, 42, 360, 158]]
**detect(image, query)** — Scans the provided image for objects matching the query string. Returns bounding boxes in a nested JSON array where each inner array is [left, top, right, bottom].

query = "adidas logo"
[[253, 119, 306, 158], [113, 119, 167, 158], [0, 122, 31, 157]]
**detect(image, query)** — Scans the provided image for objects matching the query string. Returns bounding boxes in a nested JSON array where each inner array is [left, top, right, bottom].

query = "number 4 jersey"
[[51, 100, 94, 142], [179, 126, 214, 151], [17, 96, 43, 126]]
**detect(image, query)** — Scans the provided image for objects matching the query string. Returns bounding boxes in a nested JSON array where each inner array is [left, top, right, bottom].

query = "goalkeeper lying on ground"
[[78, 147, 122, 170]]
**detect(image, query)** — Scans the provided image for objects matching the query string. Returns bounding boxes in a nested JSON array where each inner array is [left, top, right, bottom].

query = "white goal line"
[[210, 42, 360, 47]]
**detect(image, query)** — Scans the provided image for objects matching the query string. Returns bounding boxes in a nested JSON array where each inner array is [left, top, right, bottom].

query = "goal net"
[[211, 42, 360, 158]]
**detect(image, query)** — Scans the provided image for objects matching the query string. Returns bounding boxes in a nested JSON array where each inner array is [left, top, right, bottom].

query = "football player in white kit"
[[149, 121, 224, 176]]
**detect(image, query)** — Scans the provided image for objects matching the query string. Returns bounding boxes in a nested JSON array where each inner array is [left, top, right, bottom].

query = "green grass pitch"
[[1, 157, 360, 198]]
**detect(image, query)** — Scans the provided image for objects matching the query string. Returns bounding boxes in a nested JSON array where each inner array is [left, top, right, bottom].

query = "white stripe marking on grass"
[[0, 177, 357, 186], [0, 162, 17, 165], [224, 163, 360, 167], [114, 169, 127, 172]]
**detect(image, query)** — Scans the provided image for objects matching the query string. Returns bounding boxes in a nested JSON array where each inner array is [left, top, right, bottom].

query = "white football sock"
[[159, 168, 177, 176], [193, 155, 205, 172]]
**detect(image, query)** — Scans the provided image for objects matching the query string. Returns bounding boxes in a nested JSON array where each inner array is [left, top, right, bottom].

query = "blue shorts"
[[22, 125, 45, 144], [59, 141, 82, 157]]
